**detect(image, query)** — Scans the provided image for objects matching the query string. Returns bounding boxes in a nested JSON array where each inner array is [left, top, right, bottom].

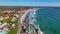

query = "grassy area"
[[7, 18, 18, 34], [0, 18, 11, 23], [0, 17, 19, 34], [7, 26, 18, 34], [0, 18, 18, 23], [0, 17, 18, 34]]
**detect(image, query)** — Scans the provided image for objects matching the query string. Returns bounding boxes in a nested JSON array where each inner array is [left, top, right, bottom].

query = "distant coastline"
[[0, 6, 60, 11]]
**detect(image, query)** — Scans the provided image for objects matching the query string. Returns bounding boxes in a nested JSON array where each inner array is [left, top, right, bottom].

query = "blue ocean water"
[[24, 8, 60, 34], [36, 8, 60, 34]]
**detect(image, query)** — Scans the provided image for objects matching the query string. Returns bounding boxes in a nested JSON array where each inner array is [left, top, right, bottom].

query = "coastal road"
[[17, 10, 28, 34], [17, 9, 31, 34], [17, 17, 22, 34]]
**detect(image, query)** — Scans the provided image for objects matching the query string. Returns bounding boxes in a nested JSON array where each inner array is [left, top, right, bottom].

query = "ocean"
[[23, 8, 60, 34], [36, 8, 60, 34]]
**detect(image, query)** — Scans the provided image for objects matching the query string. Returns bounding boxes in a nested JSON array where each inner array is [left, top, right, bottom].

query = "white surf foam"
[[20, 8, 44, 34]]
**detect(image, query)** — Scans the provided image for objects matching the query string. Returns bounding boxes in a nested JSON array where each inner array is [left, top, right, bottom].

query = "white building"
[[11, 17, 16, 22], [0, 16, 4, 20], [0, 22, 9, 32], [3, 25, 9, 32], [14, 14, 19, 18], [0, 22, 2, 25], [12, 24, 15, 27], [0, 22, 7, 28]]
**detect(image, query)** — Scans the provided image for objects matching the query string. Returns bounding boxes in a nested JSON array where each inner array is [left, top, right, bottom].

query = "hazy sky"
[[0, 0, 59, 6]]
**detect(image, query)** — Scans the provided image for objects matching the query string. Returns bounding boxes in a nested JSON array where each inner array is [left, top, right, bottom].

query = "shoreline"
[[20, 8, 38, 24], [20, 8, 44, 34]]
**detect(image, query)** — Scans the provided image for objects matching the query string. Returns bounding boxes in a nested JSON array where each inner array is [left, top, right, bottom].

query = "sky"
[[0, 0, 60, 6]]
